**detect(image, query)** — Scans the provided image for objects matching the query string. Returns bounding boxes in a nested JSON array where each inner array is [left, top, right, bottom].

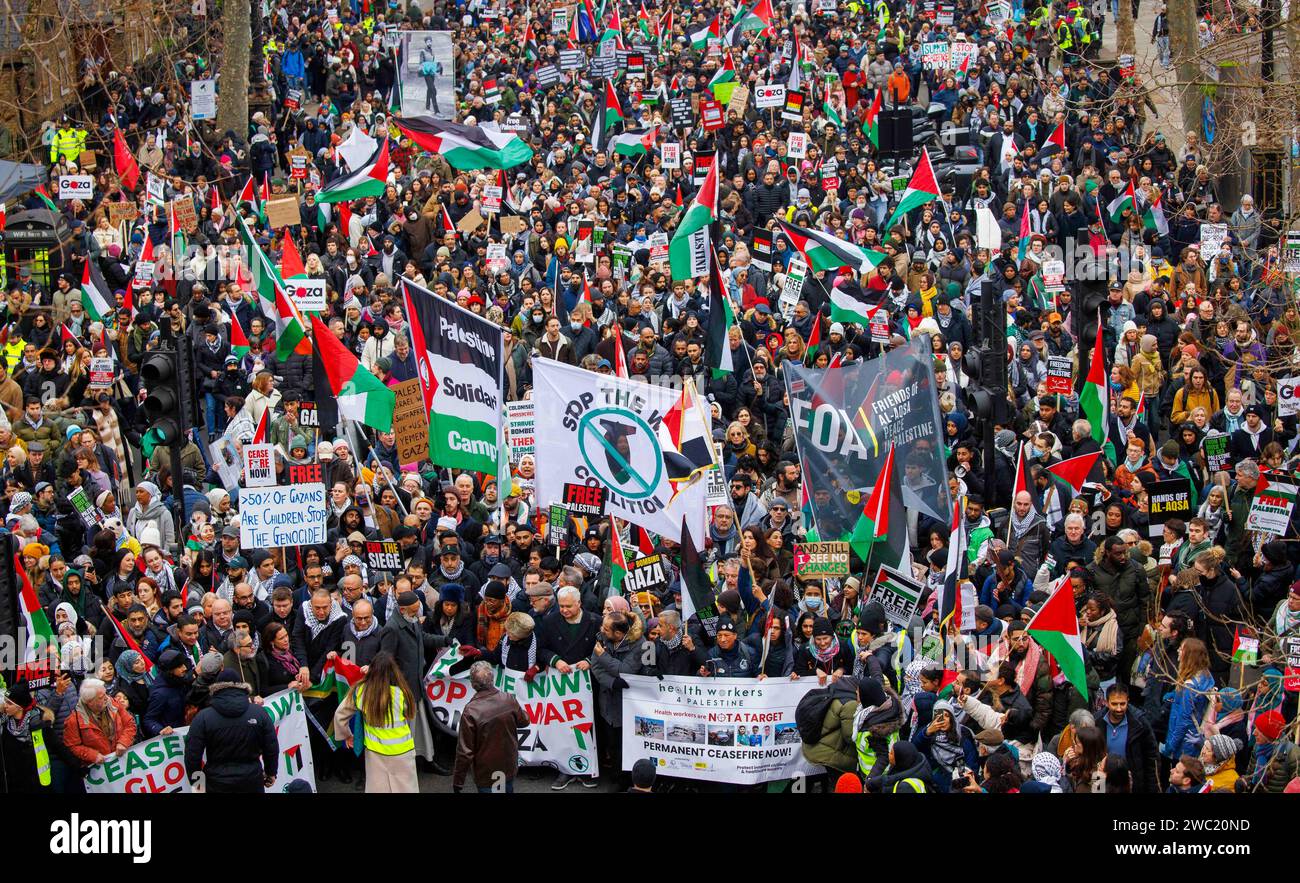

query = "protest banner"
[[950, 41, 978, 71], [286, 462, 323, 484], [783, 257, 807, 305], [366, 540, 402, 572], [620, 674, 824, 784], [88, 357, 115, 386], [700, 99, 725, 131], [563, 482, 606, 517], [241, 442, 276, 487], [171, 196, 197, 232], [392, 378, 431, 465], [548, 504, 569, 547], [626, 553, 668, 594], [782, 90, 804, 121], [661, 142, 681, 169], [84, 689, 314, 793], [1146, 477, 1193, 540], [208, 438, 242, 490], [1285, 635, 1300, 691], [727, 84, 749, 116], [482, 184, 502, 214], [1285, 230, 1300, 274], [298, 402, 318, 428], [106, 201, 139, 224], [1278, 376, 1300, 416], [424, 645, 599, 776], [669, 96, 693, 128], [1045, 356, 1073, 395], [1202, 431, 1231, 473], [239, 483, 327, 548], [67, 486, 103, 529], [869, 564, 924, 627], [1246, 478, 1298, 536], [505, 400, 536, 458], [787, 131, 808, 159], [793, 541, 850, 578], [922, 41, 951, 69], [1199, 222, 1228, 256]]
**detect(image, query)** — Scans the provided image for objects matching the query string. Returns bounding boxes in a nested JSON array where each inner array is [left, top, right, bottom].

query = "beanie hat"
[[483, 580, 508, 600], [858, 677, 886, 708], [1206, 734, 1241, 763], [1255, 710, 1286, 742], [834, 772, 863, 793], [812, 617, 835, 637], [440, 583, 464, 604], [199, 651, 224, 676], [858, 601, 888, 636]]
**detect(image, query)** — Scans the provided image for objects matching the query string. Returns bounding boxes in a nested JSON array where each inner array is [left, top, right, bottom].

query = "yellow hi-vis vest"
[[32, 727, 51, 786], [356, 684, 415, 756], [892, 776, 927, 793]]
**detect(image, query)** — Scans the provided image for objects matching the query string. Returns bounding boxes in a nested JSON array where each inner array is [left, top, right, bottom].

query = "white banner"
[[84, 689, 314, 793], [59, 175, 94, 200], [1278, 375, 1300, 417], [620, 674, 825, 784], [505, 400, 536, 458], [532, 358, 711, 544], [284, 277, 327, 312], [755, 83, 786, 109], [239, 482, 327, 548], [424, 645, 599, 777]]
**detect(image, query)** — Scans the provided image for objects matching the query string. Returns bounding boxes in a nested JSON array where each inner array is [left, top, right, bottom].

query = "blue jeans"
[[477, 779, 515, 793]]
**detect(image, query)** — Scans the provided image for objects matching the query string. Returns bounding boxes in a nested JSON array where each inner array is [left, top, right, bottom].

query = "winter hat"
[[812, 618, 835, 637], [483, 580, 508, 600], [858, 677, 886, 708], [858, 601, 888, 636], [1261, 540, 1288, 567], [605, 595, 631, 614], [834, 772, 863, 793], [718, 588, 742, 614], [138, 522, 162, 547], [439, 584, 464, 604], [199, 651, 224, 676], [829, 322, 845, 336], [504, 612, 535, 640], [1255, 710, 1286, 742], [1206, 734, 1241, 763], [96, 490, 113, 507]]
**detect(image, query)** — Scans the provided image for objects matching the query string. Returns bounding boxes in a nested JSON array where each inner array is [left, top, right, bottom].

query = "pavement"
[[316, 762, 624, 793], [1097, 3, 1184, 153]]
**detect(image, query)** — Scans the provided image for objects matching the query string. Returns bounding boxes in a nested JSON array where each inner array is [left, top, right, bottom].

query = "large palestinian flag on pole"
[[704, 246, 734, 377], [883, 149, 940, 232], [669, 152, 718, 280], [1026, 576, 1089, 700], [16, 554, 53, 662], [310, 314, 395, 432], [401, 276, 505, 479], [81, 258, 115, 322], [775, 219, 886, 274], [393, 116, 535, 170], [1079, 310, 1114, 462], [723, 0, 774, 44], [316, 138, 390, 203], [1107, 180, 1138, 224]]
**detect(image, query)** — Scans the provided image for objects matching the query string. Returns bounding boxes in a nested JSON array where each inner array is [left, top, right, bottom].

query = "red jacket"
[[64, 697, 138, 766]]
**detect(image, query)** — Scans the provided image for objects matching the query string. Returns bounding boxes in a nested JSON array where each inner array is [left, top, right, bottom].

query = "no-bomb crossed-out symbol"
[[576, 407, 663, 500]]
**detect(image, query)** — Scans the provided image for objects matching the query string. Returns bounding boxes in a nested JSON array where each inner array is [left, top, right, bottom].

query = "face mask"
[[570, 321, 583, 332], [805, 596, 822, 611], [347, 256, 357, 266]]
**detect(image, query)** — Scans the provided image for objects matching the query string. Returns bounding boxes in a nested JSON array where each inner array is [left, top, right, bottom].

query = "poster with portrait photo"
[[399, 30, 456, 119]]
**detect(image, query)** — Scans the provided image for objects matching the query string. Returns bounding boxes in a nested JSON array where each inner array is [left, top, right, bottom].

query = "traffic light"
[[141, 342, 197, 446]]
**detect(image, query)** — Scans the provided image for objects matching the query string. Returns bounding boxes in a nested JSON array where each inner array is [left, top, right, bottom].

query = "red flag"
[[1046, 451, 1103, 492], [1012, 443, 1042, 514], [280, 232, 306, 279], [636, 526, 655, 557], [253, 407, 269, 444], [100, 604, 154, 672], [113, 128, 140, 191], [613, 332, 630, 378], [59, 324, 78, 348]]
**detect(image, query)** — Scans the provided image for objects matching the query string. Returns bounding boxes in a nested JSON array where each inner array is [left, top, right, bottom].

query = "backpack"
[[795, 686, 836, 746]]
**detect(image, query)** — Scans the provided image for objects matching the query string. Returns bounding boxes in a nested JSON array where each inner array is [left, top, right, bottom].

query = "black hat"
[[484, 580, 508, 600], [1262, 540, 1288, 567], [631, 758, 657, 788], [716, 617, 737, 634], [5, 680, 32, 709], [396, 591, 421, 606], [483, 534, 503, 545], [858, 601, 888, 636], [158, 648, 186, 671], [1245, 404, 1266, 418], [811, 617, 835, 637], [858, 677, 885, 708], [216, 669, 242, 684], [997, 549, 1016, 566]]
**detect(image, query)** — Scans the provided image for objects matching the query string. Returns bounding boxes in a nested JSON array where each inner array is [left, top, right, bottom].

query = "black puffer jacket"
[[270, 350, 312, 400], [183, 683, 278, 791]]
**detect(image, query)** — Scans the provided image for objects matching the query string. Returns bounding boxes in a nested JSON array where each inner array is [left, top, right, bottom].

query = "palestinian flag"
[[805, 309, 823, 362], [59, 324, 78, 350], [310, 314, 395, 432], [822, 91, 844, 128], [1079, 310, 1115, 463], [724, 0, 775, 44], [883, 149, 940, 232], [1231, 627, 1259, 666], [316, 138, 390, 203], [690, 14, 720, 48], [637, 1, 654, 41], [0, 202, 5, 231], [610, 126, 659, 156], [81, 258, 115, 322], [1016, 198, 1032, 263], [601, 6, 625, 47], [669, 152, 718, 281], [236, 212, 285, 328], [1046, 451, 1102, 493], [280, 232, 306, 279], [613, 330, 630, 378], [273, 283, 310, 360], [939, 497, 967, 627], [1026, 576, 1089, 700], [236, 175, 262, 218], [776, 219, 886, 273], [1011, 443, 1043, 514], [99, 604, 154, 674], [604, 80, 625, 132], [230, 314, 251, 360], [524, 19, 540, 61], [1143, 187, 1169, 237], [393, 117, 534, 170], [658, 8, 673, 46], [609, 516, 629, 594], [483, 78, 501, 105], [304, 654, 364, 703], [704, 247, 734, 377], [35, 184, 58, 212], [113, 128, 139, 191], [252, 404, 269, 444], [862, 89, 882, 148], [800, 479, 819, 541], [849, 443, 908, 571], [677, 513, 715, 629], [1039, 121, 1066, 159], [710, 51, 738, 104], [15, 554, 53, 662], [828, 288, 880, 328], [1107, 180, 1138, 224]]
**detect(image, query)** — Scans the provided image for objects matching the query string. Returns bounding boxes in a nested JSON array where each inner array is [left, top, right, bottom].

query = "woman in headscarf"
[[912, 698, 979, 792], [1196, 484, 1231, 546], [865, 738, 933, 793], [108, 649, 152, 720]]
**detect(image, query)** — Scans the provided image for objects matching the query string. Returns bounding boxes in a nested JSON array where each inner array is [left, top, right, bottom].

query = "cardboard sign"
[[239, 483, 328, 548], [106, 201, 139, 224], [755, 84, 786, 109], [171, 195, 197, 232], [1246, 478, 1298, 536], [209, 438, 242, 490], [456, 207, 485, 233], [1202, 431, 1231, 473], [67, 486, 103, 529], [869, 564, 924, 628], [727, 84, 750, 116], [78, 150, 97, 170], [191, 78, 217, 119], [1147, 477, 1193, 540], [87, 357, 115, 386], [58, 175, 94, 200], [1199, 222, 1228, 257], [499, 215, 527, 235], [284, 277, 326, 312], [288, 149, 310, 180], [1045, 355, 1073, 395], [366, 540, 402, 572], [1278, 376, 1300, 417], [481, 184, 502, 214], [792, 541, 850, 578], [787, 131, 808, 159], [627, 553, 668, 594], [506, 400, 535, 458], [392, 378, 431, 465], [264, 195, 300, 229], [242, 442, 276, 487], [563, 482, 606, 517]]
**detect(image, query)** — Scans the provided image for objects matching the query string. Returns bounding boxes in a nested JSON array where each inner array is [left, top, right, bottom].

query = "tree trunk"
[[1167, 0, 1201, 142], [217, 0, 251, 137], [1117, 0, 1135, 58]]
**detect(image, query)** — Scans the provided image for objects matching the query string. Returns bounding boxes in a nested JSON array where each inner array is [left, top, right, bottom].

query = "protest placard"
[[869, 564, 924, 627], [241, 442, 276, 487], [505, 400, 535, 457], [1046, 356, 1073, 395], [392, 378, 430, 465], [1147, 477, 1193, 540], [563, 482, 606, 517], [366, 540, 402, 572], [792, 541, 850, 578], [239, 483, 327, 548], [1246, 478, 1298, 536]]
